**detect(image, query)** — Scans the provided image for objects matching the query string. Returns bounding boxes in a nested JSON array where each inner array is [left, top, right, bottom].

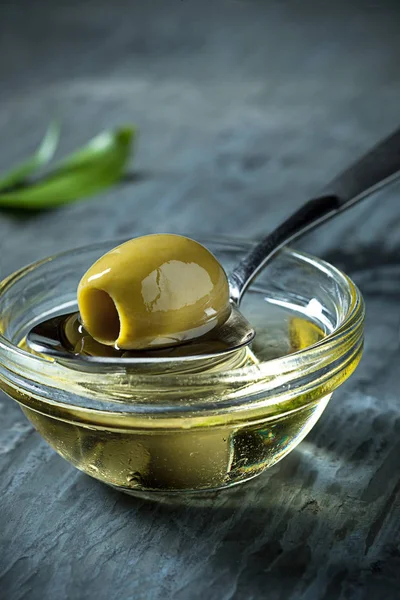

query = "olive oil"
[[15, 293, 337, 493]]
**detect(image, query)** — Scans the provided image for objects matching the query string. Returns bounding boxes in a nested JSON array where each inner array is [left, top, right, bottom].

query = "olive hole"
[[83, 288, 120, 344]]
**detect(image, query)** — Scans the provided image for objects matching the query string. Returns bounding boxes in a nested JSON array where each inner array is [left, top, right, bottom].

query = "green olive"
[[77, 234, 231, 350]]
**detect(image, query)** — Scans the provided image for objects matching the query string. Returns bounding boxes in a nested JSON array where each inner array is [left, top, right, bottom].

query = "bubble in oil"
[[126, 471, 144, 487]]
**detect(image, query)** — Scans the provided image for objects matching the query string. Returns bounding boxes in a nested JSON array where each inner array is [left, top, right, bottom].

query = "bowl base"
[[108, 471, 263, 505]]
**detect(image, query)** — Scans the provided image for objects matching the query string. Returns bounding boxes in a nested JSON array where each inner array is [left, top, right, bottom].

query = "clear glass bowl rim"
[[0, 238, 365, 419]]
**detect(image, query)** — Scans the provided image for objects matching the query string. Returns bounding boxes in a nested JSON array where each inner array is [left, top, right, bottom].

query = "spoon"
[[27, 126, 400, 362]]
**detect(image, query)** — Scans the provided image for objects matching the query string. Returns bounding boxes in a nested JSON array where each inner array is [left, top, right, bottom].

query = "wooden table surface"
[[0, 1, 399, 598]]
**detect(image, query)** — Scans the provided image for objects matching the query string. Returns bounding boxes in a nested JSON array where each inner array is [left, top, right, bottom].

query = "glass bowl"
[[0, 238, 364, 496]]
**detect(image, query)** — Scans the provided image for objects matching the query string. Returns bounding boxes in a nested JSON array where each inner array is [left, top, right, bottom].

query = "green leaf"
[[0, 126, 135, 209], [0, 121, 60, 192]]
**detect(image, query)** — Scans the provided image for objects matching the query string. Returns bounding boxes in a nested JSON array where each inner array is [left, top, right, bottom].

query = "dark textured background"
[[0, 1, 399, 599]]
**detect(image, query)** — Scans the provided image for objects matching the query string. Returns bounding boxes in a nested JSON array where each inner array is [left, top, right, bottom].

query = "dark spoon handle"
[[229, 126, 400, 304]]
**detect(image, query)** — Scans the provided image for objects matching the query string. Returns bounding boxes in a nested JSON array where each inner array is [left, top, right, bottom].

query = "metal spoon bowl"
[[27, 305, 255, 362], [27, 126, 400, 361]]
